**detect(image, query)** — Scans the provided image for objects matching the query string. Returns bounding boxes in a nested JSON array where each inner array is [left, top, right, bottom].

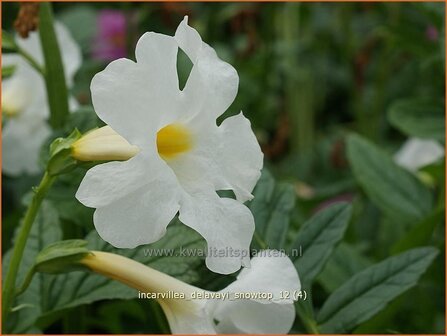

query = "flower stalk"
[[2, 172, 56, 322]]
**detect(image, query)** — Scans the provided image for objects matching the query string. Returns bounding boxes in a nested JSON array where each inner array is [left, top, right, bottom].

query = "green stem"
[[39, 2, 70, 129], [17, 45, 45, 75], [253, 230, 268, 249], [2, 172, 56, 323], [304, 319, 320, 334], [3, 29, 45, 75], [15, 266, 36, 296], [297, 304, 320, 334], [296, 290, 319, 334]]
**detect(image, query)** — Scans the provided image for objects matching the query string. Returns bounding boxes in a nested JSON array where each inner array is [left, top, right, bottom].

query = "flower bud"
[[71, 126, 139, 161]]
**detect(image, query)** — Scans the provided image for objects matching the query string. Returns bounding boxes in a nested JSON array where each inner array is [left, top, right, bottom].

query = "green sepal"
[[47, 129, 82, 176], [17, 240, 90, 297], [35, 240, 91, 274]]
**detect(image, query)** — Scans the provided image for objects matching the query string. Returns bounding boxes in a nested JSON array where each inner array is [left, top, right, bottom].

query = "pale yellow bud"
[[71, 126, 140, 161], [80, 251, 205, 328]]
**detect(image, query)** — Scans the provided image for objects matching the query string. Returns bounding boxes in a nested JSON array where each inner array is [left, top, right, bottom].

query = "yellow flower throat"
[[156, 123, 192, 160]]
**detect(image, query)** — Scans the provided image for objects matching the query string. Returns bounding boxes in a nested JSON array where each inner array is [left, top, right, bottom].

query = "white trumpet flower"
[[394, 137, 444, 172], [80, 250, 300, 334], [75, 17, 263, 274], [2, 22, 81, 175]]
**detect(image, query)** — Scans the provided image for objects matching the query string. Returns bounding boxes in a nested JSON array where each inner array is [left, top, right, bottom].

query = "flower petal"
[[394, 137, 444, 172], [213, 300, 295, 334], [2, 55, 47, 118], [2, 117, 50, 176], [76, 152, 177, 208], [92, 172, 180, 248], [178, 189, 254, 274], [91, 33, 180, 146], [209, 251, 300, 333], [175, 17, 238, 119], [210, 112, 263, 202], [159, 300, 216, 334], [167, 112, 263, 202], [76, 155, 147, 208], [223, 250, 301, 304]]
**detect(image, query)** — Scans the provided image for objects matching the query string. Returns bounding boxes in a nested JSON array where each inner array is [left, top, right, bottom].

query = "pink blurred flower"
[[425, 25, 439, 42], [92, 10, 127, 61]]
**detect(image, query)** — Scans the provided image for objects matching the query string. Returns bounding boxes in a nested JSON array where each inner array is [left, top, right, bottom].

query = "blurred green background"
[[2, 2, 445, 334]]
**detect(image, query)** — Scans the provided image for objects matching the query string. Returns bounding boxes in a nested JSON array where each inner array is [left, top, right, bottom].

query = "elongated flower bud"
[[80, 251, 214, 334], [71, 126, 139, 161]]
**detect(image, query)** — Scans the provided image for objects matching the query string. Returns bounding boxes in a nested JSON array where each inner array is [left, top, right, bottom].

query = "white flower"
[[81, 250, 300, 334], [75, 17, 263, 274], [394, 137, 444, 172], [2, 22, 81, 176]]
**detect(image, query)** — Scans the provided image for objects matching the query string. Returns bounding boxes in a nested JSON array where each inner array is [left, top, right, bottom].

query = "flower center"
[[156, 123, 192, 160]]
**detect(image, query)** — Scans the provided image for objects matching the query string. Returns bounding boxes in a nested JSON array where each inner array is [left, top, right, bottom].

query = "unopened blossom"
[[394, 137, 444, 172], [2, 22, 81, 175], [72, 125, 139, 161], [81, 250, 300, 334], [76, 17, 263, 274]]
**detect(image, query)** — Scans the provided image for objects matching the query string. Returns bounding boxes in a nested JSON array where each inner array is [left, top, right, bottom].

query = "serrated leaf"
[[42, 221, 205, 313], [2, 202, 61, 333], [317, 247, 438, 333], [290, 203, 352, 284], [347, 134, 433, 223], [249, 169, 295, 249], [388, 98, 445, 141]]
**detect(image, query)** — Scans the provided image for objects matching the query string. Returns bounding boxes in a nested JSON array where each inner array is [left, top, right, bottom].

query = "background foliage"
[[2, 2, 445, 334]]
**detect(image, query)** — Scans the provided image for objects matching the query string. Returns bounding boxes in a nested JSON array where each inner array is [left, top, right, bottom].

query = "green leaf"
[[347, 134, 433, 223], [2, 201, 62, 333], [2, 30, 17, 51], [249, 169, 295, 249], [41, 221, 205, 314], [39, 2, 70, 129], [391, 208, 445, 254], [316, 247, 438, 333], [290, 203, 352, 284], [317, 243, 372, 293], [2, 64, 16, 78], [46, 169, 94, 229], [388, 98, 445, 141]]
